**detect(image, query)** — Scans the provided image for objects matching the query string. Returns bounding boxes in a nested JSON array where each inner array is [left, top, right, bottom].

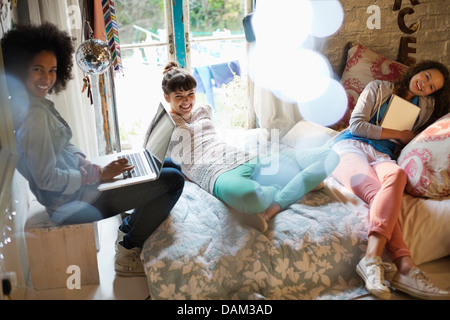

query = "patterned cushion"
[[336, 43, 409, 130], [397, 113, 450, 198]]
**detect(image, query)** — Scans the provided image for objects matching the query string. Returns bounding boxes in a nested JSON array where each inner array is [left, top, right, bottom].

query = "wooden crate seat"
[[24, 200, 100, 290]]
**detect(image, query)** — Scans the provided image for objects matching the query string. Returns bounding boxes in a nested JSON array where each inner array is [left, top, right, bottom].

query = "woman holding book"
[[330, 60, 450, 299]]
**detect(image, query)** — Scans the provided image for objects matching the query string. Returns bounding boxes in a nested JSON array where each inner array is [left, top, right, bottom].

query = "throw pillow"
[[397, 113, 450, 198], [336, 43, 409, 130]]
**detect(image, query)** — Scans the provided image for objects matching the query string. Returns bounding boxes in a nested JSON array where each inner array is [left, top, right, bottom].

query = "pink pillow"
[[398, 113, 450, 198], [336, 43, 409, 130]]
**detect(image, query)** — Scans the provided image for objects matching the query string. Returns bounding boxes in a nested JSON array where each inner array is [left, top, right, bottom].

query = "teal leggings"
[[213, 148, 339, 215]]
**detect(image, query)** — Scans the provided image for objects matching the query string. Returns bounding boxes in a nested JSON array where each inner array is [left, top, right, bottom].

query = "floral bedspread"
[[141, 180, 370, 300]]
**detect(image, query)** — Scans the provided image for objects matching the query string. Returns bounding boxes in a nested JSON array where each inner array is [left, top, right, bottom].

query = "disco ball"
[[76, 39, 111, 75]]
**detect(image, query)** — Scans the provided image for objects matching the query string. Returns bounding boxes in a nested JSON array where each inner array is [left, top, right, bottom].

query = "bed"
[[140, 43, 450, 300]]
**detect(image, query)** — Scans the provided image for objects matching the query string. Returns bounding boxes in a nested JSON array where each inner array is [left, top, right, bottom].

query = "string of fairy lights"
[[0, 199, 21, 299], [0, 0, 15, 274], [0, 200, 17, 272]]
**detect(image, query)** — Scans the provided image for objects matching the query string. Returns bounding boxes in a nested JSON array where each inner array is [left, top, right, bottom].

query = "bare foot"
[[261, 202, 282, 221]]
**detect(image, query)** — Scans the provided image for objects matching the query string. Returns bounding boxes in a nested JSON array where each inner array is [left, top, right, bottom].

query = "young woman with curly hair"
[[2, 23, 185, 276]]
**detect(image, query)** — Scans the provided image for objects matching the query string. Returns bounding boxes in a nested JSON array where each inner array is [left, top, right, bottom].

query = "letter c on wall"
[[398, 7, 420, 34]]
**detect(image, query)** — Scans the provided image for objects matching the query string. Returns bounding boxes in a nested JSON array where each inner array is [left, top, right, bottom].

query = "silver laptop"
[[94, 102, 175, 191]]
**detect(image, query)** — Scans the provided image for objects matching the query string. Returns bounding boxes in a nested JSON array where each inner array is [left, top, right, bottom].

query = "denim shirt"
[[13, 95, 99, 214]]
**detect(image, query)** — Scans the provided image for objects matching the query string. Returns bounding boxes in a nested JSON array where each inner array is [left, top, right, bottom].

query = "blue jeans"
[[54, 158, 185, 248]]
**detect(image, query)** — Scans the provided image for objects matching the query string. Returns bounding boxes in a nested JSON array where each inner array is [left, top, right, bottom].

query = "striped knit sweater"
[[167, 104, 256, 194]]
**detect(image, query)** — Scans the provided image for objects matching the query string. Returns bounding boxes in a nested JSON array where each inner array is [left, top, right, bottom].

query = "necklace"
[[180, 113, 192, 123], [170, 110, 191, 123]]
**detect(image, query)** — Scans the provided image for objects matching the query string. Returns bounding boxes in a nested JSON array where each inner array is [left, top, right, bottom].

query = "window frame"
[[118, 0, 253, 72]]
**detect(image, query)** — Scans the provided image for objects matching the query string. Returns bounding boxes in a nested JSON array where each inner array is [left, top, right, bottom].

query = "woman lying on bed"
[[330, 60, 450, 300], [161, 62, 340, 233]]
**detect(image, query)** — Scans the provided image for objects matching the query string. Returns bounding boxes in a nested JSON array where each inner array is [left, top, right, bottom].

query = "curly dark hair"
[[1, 22, 75, 94], [394, 60, 450, 132]]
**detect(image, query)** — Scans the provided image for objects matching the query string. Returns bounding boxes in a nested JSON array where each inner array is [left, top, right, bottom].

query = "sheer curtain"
[[245, 42, 303, 137], [249, 80, 303, 136], [26, 0, 98, 158]]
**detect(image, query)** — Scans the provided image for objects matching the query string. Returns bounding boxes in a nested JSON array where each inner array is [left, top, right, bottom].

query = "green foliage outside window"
[[116, 0, 245, 43]]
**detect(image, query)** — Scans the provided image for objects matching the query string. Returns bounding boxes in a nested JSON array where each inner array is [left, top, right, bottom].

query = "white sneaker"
[[391, 268, 450, 300], [356, 256, 392, 299], [115, 241, 145, 277]]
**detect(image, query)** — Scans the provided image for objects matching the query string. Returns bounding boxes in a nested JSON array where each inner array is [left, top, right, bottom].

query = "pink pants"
[[332, 141, 411, 261]]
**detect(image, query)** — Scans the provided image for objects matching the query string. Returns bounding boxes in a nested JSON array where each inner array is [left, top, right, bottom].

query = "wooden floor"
[[20, 215, 450, 300]]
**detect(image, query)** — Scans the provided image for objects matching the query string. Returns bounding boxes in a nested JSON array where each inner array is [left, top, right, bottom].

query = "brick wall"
[[318, 0, 450, 77]]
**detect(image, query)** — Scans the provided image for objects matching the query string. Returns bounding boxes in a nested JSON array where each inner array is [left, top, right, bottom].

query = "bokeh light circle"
[[297, 78, 348, 127], [310, 0, 344, 38]]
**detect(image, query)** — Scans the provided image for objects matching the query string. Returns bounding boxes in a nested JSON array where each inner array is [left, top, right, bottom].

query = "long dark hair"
[[395, 60, 450, 132], [161, 61, 197, 95], [1, 22, 75, 94]]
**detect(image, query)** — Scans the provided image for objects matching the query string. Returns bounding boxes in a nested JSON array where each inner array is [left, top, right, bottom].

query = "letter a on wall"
[[366, 5, 381, 29]]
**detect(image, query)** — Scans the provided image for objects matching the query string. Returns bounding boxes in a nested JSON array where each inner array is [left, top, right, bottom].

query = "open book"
[[381, 94, 420, 131]]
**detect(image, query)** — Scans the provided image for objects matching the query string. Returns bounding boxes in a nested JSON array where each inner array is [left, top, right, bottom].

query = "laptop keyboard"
[[119, 153, 149, 179]]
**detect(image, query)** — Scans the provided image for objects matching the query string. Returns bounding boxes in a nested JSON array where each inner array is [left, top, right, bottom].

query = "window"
[[115, 0, 251, 150], [187, 0, 249, 129], [114, 0, 170, 150]]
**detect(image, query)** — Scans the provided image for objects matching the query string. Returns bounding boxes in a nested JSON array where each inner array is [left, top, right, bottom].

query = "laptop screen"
[[143, 103, 175, 169]]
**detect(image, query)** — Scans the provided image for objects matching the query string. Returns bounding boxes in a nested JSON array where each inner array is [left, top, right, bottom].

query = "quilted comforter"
[[141, 179, 370, 300]]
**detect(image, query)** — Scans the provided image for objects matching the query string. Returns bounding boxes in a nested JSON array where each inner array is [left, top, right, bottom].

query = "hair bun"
[[163, 61, 179, 74]]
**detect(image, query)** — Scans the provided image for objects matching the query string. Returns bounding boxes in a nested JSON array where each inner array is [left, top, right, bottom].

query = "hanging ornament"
[[102, 0, 123, 73], [75, 38, 111, 75], [81, 76, 93, 105]]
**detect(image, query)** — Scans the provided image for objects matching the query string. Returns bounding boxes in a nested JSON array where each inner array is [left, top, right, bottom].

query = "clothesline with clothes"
[[192, 60, 241, 110]]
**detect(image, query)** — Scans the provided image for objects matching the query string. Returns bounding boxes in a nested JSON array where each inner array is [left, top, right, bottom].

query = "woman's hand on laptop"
[[100, 158, 135, 181]]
